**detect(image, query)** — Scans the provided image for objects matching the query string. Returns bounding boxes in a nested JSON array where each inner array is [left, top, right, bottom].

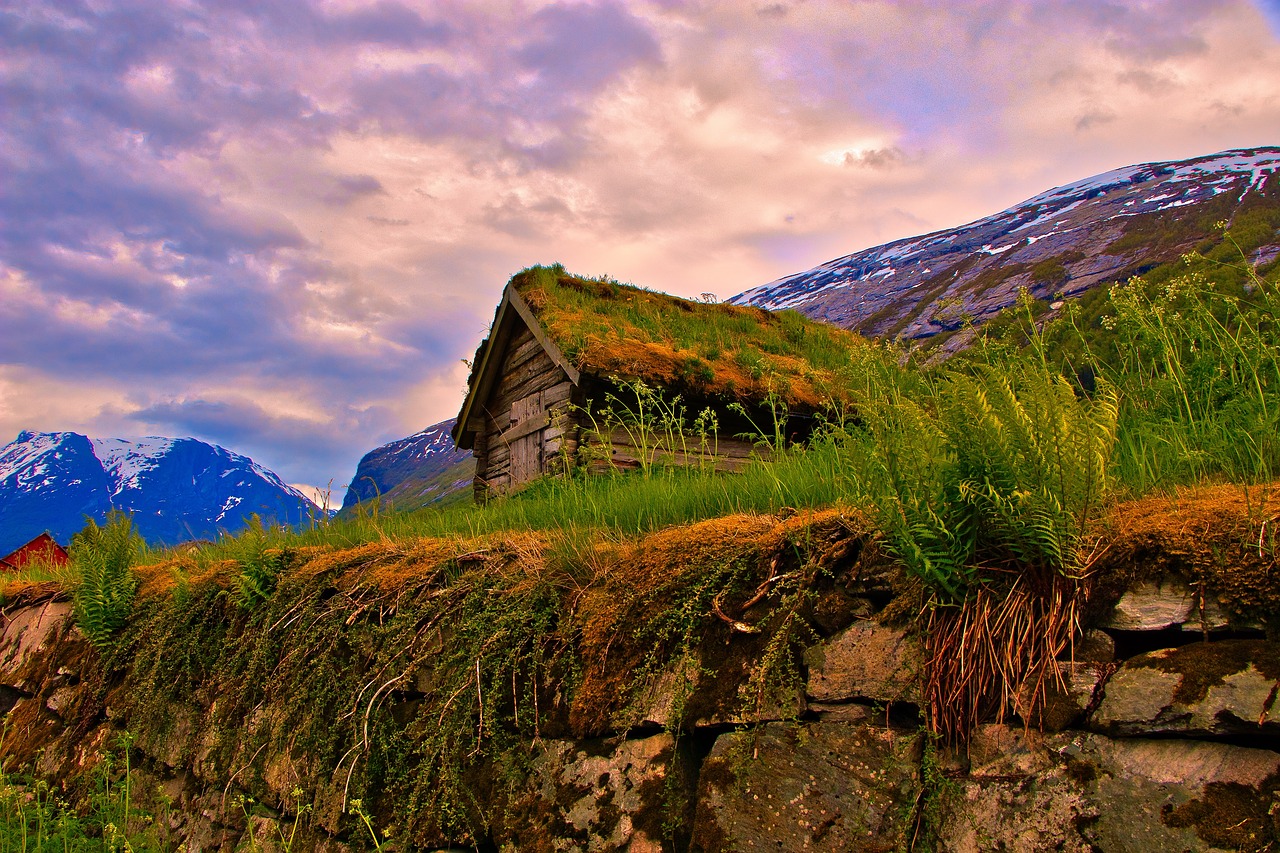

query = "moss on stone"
[[1127, 639, 1280, 706], [1164, 778, 1280, 852]]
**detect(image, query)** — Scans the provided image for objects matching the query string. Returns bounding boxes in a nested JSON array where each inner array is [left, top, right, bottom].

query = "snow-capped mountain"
[[0, 430, 318, 553], [340, 418, 473, 514], [731, 147, 1280, 344]]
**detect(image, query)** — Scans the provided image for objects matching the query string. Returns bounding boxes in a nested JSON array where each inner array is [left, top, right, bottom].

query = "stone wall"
[[1, 570, 1277, 852]]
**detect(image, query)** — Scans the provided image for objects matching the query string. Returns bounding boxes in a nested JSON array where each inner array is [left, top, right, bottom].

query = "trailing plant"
[[909, 730, 960, 852]]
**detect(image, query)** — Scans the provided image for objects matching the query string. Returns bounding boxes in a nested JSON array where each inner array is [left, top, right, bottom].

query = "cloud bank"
[[3, 0, 1278, 488]]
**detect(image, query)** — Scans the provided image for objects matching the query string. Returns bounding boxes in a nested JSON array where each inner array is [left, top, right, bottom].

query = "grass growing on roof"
[[512, 264, 869, 409]]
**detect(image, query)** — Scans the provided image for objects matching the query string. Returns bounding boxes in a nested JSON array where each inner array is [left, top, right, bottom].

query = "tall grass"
[[0, 734, 161, 853], [1100, 265, 1280, 491]]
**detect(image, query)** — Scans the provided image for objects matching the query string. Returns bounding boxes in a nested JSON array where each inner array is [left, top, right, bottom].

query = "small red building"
[[0, 533, 70, 572]]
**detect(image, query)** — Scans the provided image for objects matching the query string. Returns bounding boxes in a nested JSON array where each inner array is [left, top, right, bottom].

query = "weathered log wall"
[[580, 427, 763, 475], [473, 323, 578, 500]]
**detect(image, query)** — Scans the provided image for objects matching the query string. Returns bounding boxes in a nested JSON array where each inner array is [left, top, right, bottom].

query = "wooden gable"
[[453, 285, 583, 500], [454, 284, 579, 451]]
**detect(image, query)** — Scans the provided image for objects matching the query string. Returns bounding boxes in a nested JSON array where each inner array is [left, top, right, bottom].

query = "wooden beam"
[[500, 411, 549, 444], [506, 287, 581, 386]]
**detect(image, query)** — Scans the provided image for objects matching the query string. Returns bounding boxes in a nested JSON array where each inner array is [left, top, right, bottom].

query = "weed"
[[0, 733, 163, 853], [347, 799, 384, 852], [909, 731, 959, 852]]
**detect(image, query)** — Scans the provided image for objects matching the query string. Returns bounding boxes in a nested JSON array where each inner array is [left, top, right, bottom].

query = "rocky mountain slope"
[[339, 418, 473, 515], [0, 430, 317, 552], [731, 147, 1280, 343]]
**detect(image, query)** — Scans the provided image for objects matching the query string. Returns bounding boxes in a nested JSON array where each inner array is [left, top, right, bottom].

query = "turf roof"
[[508, 265, 868, 411]]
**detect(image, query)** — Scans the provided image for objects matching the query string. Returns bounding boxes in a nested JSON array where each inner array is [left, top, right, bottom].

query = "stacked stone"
[[781, 576, 1279, 853], [2, 573, 1277, 852]]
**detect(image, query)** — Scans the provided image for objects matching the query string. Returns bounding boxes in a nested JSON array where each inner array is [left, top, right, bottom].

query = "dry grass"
[[1089, 481, 1280, 615], [921, 572, 1085, 742], [570, 508, 868, 735]]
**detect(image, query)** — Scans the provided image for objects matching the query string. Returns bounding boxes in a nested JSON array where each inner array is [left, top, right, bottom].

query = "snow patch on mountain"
[[91, 436, 174, 495], [0, 431, 317, 552], [730, 147, 1280, 343], [340, 418, 473, 513]]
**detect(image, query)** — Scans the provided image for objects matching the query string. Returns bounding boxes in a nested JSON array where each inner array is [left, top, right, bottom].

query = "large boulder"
[[940, 726, 1280, 853], [691, 722, 918, 852], [803, 620, 921, 707], [1018, 661, 1109, 732], [1099, 579, 1257, 633], [491, 733, 681, 852], [939, 725, 1095, 853], [0, 599, 79, 700], [1090, 640, 1280, 738], [631, 649, 803, 730]]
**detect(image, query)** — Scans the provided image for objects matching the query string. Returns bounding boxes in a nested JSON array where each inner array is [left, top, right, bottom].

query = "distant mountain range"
[[731, 147, 1280, 348], [0, 430, 318, 553], [339, 419, 474, 516]]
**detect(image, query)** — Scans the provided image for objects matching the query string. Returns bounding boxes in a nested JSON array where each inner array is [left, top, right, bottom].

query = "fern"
[[71, 511, 143, 649], [847, 356, 1117, 600], [230, 515, 284, 610]]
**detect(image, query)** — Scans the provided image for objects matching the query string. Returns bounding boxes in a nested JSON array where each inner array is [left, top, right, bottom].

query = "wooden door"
[[509, 392, 544, 486]]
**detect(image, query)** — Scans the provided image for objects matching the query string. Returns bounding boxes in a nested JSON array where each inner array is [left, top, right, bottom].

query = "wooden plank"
[[579, 427, 769, 472], [493, 359, 559, 407], [502, 330, 550, 375], [509, 392, 543, 486], [504, 336, 544, 374], [541, 380, 573, 408], [500, 357, 564, 403], [598, 429, 764, 459], [495, 369, 569, 414], [500, 411, 549, 444]]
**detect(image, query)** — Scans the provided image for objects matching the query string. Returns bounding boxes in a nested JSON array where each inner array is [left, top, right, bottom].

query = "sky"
[[3, 0, 1280, 499]]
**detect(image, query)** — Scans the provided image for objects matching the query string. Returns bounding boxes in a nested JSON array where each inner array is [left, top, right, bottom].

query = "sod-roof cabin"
[[452, 265, 866, 501]]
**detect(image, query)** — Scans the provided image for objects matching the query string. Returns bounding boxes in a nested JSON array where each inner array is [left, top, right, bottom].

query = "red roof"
[[0, 533, 70, 571]]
